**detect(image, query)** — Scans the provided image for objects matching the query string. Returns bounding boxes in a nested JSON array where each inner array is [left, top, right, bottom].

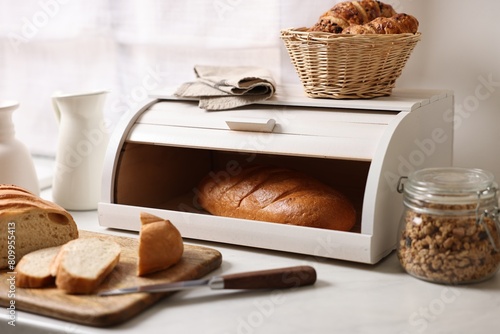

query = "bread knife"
[[98, 265, 316, 296]]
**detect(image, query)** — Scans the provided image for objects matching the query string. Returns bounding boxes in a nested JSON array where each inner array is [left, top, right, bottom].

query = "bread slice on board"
[[15, 246, 61, 288], [54, 237, 121, 294], [0, 184, 78, 270], [137, 212, 184, 276]]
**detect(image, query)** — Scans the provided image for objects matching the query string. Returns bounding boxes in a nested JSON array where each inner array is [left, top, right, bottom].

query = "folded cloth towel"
[[174, 65, 276, 111]]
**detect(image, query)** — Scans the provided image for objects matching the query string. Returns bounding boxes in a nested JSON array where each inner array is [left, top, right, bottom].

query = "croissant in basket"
[[343, 13, 419, 34], [309, 1, 418, 35], [309, 0, 397, 33]]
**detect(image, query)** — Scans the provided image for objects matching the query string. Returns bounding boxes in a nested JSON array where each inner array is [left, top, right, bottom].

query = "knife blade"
[[98, 265, 316, 296]]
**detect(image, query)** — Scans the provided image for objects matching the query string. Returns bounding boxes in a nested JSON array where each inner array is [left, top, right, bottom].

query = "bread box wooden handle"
[[225, 117, 276, 132], [211, 265, 317, 290]]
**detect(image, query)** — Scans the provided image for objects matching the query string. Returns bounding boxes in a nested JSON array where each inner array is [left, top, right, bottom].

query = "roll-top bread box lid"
[[98, 86, 454, 264]]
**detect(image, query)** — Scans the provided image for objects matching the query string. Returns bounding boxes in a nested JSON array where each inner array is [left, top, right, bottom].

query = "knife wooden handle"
[[219, 265, 316, 290]]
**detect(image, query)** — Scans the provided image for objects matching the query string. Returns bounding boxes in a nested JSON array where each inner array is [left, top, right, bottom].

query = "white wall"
[[393, 0, 500, 181], [3, 0, 500, 184], [281, 0, 500, 182]]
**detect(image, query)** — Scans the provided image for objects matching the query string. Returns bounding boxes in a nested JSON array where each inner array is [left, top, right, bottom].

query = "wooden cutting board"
[[0, 230, 222, 327]]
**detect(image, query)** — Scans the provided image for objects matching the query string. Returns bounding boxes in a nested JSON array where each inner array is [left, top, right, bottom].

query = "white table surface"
[[2, 193, 500, 334]]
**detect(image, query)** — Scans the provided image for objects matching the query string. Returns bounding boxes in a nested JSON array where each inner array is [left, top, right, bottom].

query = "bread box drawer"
[[98, 86, 454, 264]]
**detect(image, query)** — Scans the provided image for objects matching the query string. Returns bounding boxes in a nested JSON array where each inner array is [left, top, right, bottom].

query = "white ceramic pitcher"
[[52, 90, 109, 210], [0, 100, 39, 195]]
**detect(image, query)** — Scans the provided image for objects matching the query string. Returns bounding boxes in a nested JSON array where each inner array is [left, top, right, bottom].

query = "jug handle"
[[51, 91, 63, 123]]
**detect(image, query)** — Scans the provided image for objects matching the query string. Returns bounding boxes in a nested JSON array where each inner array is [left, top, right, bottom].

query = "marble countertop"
[[2, 207, 500, 334]]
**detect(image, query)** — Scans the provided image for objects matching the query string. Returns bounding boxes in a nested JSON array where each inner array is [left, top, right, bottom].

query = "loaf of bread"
[[0, 184, 78, 270], [15, 246, 61, 288], [343, 13, 419, 34], [53, 237, 121, 294], [309, 0, 397, 33], [197, 165, 356, 231], [137, 212, 184, 276]]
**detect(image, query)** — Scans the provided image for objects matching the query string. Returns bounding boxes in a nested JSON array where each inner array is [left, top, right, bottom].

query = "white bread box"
[[98, 86, 454, 264]]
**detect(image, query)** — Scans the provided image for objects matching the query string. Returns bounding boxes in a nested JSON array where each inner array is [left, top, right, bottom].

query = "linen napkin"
[[174, 65, 276, 111]]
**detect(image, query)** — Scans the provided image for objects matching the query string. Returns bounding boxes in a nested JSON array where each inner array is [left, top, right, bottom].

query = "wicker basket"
[[280, 28, 421, 99]]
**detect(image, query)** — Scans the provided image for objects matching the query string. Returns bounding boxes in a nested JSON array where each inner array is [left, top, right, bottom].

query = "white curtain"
[[1, 0, 335, 156], [5, 1, 500, 193]]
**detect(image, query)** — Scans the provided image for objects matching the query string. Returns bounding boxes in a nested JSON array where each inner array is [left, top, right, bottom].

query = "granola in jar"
[[397, 168, 500, 284]]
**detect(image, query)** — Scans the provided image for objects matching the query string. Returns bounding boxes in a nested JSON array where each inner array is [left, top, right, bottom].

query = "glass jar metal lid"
[[402, 167, 498, 208], [397, 167, 500, 284]]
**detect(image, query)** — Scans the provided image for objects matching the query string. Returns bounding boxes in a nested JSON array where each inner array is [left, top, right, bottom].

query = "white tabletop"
[[2, 194, 500, 334]]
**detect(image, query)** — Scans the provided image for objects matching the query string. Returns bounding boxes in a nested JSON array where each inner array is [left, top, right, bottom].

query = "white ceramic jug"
[[52, 90, 109, 210], [0, 100, 40, 195]]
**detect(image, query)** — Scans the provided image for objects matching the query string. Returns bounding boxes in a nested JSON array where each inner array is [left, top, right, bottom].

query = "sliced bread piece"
[[15, 246, 61, 288], [54, 237, 121, 294], [137, 212, 184, 276], [0, 184, 78, 269]]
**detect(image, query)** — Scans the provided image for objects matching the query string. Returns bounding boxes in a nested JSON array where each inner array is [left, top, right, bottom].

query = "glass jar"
[[397, 167, 500, 284]]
